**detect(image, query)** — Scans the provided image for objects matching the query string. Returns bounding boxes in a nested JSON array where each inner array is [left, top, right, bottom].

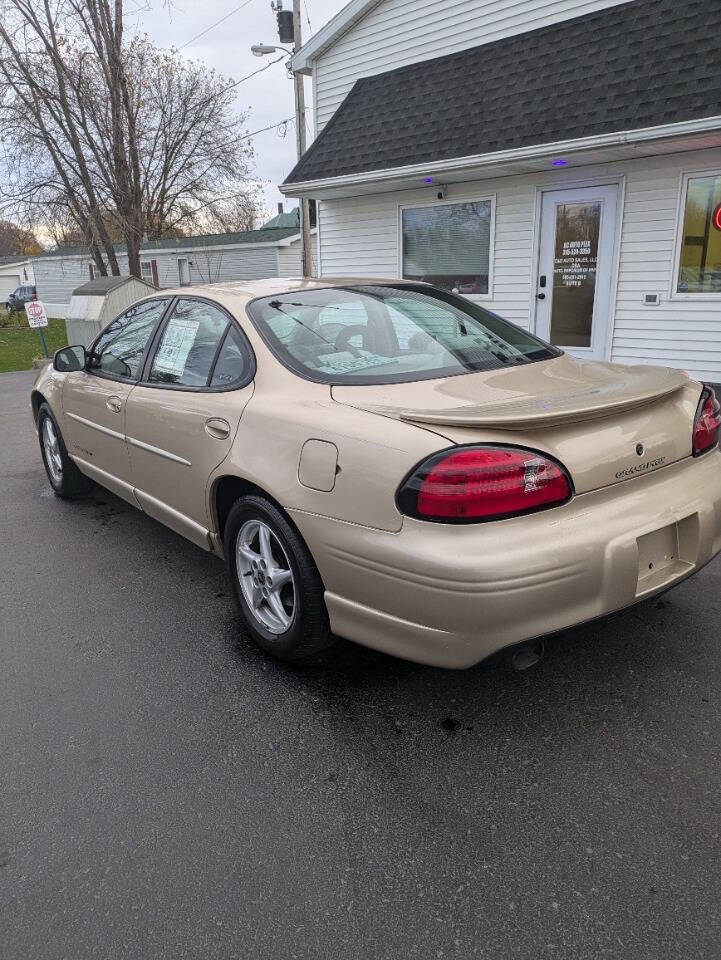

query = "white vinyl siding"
[[0, 260, 34, 287], [31, 240, 305, 316], [316, 146, 721, 382], [319, 186, 533, 327], [277, 234, 318, 276], [276, 242, 302, 277], [33, 255, 130, 318], [151, 247, 279, 287], [612, 156, 721, 382], [313, 0, 631, 132]]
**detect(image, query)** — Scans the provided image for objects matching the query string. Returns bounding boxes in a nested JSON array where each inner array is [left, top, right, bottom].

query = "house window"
[[401, 199, 493, 295], [140, 260, 154, 283], [677, 173, 721, 294]]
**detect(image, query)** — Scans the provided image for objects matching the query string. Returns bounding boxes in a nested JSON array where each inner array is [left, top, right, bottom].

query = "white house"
[[32, 210, 314, 319], [281, 0, 721, 383], [0, 256, 35, 302]]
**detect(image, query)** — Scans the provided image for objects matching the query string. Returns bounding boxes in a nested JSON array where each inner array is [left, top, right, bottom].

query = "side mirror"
[[53, 345, 87, 372]]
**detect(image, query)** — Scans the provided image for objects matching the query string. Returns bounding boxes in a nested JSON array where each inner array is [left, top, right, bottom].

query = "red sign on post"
[[25, 300, 48, 328], [25, 300, 49, 357]]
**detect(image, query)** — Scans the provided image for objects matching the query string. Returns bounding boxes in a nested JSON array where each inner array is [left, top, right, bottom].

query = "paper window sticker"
[[316, 351, 397, 374], [153, 318, 200, 376]]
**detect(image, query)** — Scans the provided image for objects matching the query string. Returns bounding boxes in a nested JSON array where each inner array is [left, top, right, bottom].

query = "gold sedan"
[[32, 279, 721, 668]]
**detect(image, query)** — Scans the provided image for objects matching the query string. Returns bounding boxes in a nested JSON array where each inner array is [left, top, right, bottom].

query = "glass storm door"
[[535, 185, 618, 361]]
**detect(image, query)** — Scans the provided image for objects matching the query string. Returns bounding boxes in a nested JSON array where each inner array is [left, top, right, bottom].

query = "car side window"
[[148, 299, 231, 388], [209, 325, 253, 388], [90, 299, 167, 380]]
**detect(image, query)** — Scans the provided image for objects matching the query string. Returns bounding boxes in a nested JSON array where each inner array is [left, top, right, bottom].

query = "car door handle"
[[106, 395, 123, 413], [205, 417, 231, 440]]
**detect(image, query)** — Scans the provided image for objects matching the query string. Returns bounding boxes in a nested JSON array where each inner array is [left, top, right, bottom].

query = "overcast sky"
[[140, 0, 346, 219]]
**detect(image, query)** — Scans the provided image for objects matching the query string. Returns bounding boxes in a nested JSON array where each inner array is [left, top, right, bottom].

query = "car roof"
[[150, 276, 425, 301]]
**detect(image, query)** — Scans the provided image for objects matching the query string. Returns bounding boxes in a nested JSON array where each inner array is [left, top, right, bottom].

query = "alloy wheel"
[[42, 418, 63, 485], [236, 519, 296, 634]]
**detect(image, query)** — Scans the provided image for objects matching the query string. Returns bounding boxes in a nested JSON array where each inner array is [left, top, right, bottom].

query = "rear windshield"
[[246, 284, 559, 385]]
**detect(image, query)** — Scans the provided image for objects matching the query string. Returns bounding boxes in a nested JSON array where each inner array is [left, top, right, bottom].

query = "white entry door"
[[535, 185, 619, 361], [177, 257, 191, 286]]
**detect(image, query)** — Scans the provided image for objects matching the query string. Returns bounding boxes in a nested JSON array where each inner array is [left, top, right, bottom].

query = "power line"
[[175, 8, 294, 152], [303, 0, 314, 35], [169, 56, 287, 143], [179, 0, 256, 51], [220, 55, 287, 96], [240, 117, 294, 143]]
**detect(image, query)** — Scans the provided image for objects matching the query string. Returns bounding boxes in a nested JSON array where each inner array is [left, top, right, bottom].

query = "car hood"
[[331, 353, 689, 430]]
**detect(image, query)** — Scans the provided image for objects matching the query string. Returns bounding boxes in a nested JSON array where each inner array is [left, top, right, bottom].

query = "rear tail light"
[[693, 387, 721, 456], [397, 445, 573, 522]]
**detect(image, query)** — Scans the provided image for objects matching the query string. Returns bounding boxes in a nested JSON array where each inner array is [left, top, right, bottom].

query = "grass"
[[0, 314, 68, 373]]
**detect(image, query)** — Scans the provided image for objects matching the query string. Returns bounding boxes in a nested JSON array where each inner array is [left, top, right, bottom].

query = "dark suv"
[[6, 284, 37, 313]]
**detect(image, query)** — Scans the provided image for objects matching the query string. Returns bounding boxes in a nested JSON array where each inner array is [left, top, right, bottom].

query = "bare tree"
[[192, 246, 224, 285], [0, 0, 262, 276], [0, 219, 43, 256]]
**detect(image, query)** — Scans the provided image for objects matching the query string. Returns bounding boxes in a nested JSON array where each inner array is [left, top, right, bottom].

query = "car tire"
[[37, 403, 93, 498], [226, 494, 335, 662]]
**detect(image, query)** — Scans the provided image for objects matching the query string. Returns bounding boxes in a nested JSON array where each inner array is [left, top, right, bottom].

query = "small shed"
[[66, 276, 156, 346]]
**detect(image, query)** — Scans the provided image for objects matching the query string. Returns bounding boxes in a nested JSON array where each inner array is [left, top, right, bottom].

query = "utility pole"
[[291, 0, 312, 277], [256, 3, 313, 275]]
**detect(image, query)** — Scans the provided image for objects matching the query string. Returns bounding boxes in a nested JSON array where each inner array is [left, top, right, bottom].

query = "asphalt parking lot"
[[2, 367, 721, 960]]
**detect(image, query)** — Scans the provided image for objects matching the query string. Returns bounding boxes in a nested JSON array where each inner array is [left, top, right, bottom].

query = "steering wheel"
[[334, 324, 369, 352], [407, 331, 444, 353]]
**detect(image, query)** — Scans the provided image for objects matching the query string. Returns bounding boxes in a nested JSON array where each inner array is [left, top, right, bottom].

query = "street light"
[[251, 43, 291, 57]]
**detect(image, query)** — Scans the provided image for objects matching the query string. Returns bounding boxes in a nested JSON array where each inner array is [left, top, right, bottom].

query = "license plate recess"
[[636, 515, 698, 596]]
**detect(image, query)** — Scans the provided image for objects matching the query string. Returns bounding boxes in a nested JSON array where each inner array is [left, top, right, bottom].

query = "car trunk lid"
[[331, 353, 700, 494]]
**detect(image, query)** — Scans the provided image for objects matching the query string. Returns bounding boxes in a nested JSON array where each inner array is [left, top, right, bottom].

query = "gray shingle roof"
[[71, 277, 153, 296], [0, 255, 34, 266], [285, 0, 721, 184], [140, 226, 299, 250], [42, 226, 299, 259]]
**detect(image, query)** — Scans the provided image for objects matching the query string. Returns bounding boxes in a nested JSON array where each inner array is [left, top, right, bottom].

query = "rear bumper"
[[290, 450, 721, 668]]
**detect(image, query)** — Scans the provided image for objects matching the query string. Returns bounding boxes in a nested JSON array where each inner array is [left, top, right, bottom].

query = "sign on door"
[[535, 185, 619, 362]]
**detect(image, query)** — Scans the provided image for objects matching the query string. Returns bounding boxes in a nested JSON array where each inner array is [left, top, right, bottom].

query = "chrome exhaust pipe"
[[510, 640, 545, 672]]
